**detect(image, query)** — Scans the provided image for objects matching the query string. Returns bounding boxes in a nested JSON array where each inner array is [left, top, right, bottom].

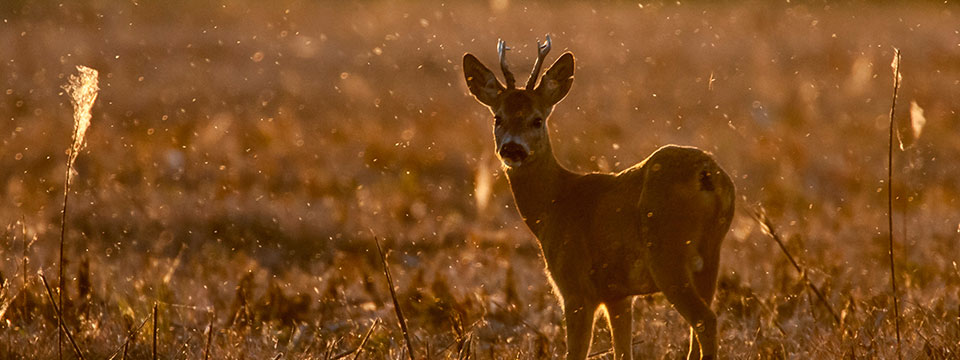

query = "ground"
[[1, 1, 959, 358]]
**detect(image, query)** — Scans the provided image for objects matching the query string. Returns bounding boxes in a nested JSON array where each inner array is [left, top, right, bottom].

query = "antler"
[[498, 39, 517, 89], [525, 34, 552, 89]]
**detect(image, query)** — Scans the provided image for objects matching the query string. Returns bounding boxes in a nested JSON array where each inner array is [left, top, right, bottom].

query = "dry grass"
[[59, 64, 100, 359], [1, 0, 960, 358]]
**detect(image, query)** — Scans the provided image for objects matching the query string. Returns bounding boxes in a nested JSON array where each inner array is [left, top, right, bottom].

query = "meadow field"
[[1, 0, 959, 358]]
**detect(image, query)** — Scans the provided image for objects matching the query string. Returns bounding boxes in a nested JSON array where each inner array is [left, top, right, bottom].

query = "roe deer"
[[462, 36, 735, 360]]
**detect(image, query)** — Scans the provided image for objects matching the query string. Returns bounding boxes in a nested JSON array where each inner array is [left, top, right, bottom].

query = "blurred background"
[[1, 0, 959, 358]]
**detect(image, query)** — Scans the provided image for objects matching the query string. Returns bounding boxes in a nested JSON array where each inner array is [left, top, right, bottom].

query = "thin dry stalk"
[[752, 207, 842, 326], [203, 314, 215, 360], [450, 312, 475, 360], [325, 337, 345, 360], [352, 318, 381, 360], [57, 156, 68, 360], [757, 297, 788, 336], [887, 47, 904, 360], [457, 333, 472, 360], [331, 347, 355, 360], [58, 65, 99, 359], [374, 237, 416, 360], [0, 279, 14, 322], [20, 217, 27, 316], [39, 273, 87, 360], [153, 303, 159, 360], [273, 353, 283, 360], [106, 314, 151, 360]]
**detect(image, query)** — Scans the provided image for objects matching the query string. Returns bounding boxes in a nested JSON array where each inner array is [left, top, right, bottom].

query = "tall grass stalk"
[[153, 303, 159, 360], [105, 314, 150, 360], [39, 273, 87, 360], [752, 207, 842, 326], [352, 318, 381, 360], [374, 237, 416, 360], [20, 217, 27, 316], [203, 314, 215, 360], [887, 48, 903, 360], [59, 65, 99, 358]]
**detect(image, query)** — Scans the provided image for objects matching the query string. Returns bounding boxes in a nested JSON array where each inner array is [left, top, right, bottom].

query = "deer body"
[[464, 36, 734, 360]]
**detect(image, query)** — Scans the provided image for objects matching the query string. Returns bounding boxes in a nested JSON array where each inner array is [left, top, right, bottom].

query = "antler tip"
[[498, 37, 516, 89], [526, 35, 553, 89], [538, 35, 552, 55]]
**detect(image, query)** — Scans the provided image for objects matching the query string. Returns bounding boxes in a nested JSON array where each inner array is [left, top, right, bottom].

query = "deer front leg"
[[563, 301, 597, 360], [606, 297, 634, 360]]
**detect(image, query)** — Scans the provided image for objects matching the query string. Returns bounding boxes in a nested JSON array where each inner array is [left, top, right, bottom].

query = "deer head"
[[463, 35, 575, 169]]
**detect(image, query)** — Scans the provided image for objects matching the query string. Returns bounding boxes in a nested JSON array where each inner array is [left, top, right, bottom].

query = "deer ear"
[[463, 54, 504, 107], [536, 52, 574, 106]]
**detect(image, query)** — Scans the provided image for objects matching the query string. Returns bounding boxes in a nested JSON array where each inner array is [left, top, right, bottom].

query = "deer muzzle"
[[498, 141, 529, 167]]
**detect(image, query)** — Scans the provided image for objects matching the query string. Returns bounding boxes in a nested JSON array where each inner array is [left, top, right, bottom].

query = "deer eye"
[[494, 115, 502, 127], [531, 117, 544, 129]]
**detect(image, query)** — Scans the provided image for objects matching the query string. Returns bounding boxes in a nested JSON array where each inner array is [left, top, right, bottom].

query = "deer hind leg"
[[638, 148, 726, 359], [648, 253, 717, 360], [693, 219, 728, 305], [564, 301, 598, 360], [642, 220, 718, 359], [695, 179, 735, 305], [640, 197, 719, 358], [605, 297, 634, 360], [689, 189, 734, 359], [686, 246, 720, 360]]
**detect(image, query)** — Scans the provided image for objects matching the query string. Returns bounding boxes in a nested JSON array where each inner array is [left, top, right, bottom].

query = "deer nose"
[[499, 142, 528, 163]]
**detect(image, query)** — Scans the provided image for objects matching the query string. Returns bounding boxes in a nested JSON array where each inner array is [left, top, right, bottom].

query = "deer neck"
[[503, 144, 573, 236]]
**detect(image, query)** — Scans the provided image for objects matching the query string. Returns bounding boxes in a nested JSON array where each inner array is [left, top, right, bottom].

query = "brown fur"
[[464, 42, 734, 360]]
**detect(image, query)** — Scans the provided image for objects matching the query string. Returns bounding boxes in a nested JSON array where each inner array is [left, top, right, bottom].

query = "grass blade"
[[39, 273, 87, 360], [106, 314, 151, 360], [352, 318, 381, 360], [20, 217, 27, 319], [752, 207, 842, 326], [374, 237, 416, 360], [887, 47, 904, 360], [153, 303, 159, 360], [203, 314, 215, 360]]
